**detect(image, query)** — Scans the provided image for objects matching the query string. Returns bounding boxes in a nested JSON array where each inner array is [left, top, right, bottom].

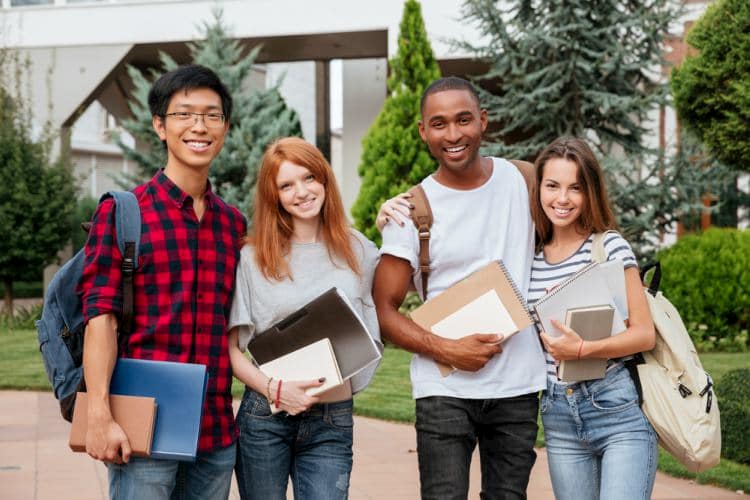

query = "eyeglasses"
[[164, 111, 226, 128]]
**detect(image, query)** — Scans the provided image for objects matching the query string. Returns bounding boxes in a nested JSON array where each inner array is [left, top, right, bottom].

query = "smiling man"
[[78, 65, 246, 500], [373, 77, 547, 499]]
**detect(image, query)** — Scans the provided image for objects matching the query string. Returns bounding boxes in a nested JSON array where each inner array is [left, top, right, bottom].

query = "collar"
[[153, 169, 215, 210]]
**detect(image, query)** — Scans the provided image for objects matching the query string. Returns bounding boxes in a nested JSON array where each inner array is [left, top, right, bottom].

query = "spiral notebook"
[[410, 260, 533, 376], [532, 261, 627, 340]]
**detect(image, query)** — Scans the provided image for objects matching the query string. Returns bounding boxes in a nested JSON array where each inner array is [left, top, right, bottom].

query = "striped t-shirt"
[[527, 232, 637, 380]]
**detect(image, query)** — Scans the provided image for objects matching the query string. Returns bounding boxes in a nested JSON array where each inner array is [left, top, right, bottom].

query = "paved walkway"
[[0, 391, 743, 499]]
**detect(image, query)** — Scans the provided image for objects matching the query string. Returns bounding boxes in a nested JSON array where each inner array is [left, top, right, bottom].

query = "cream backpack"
[[592, 232, 721, 473]]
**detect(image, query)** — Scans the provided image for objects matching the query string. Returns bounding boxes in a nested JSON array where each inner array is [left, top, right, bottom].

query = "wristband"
[[275, 380, 282, 409], [266, 377, 274, 404], [577, 339, 585, 360]]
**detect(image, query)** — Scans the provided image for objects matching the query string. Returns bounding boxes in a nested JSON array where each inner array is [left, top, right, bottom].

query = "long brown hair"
[[250, 137, 360, 281], [531, 137, 617, 252]]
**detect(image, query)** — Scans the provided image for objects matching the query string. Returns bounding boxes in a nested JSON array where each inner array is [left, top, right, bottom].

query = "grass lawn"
[[4, 327, 749, 491]]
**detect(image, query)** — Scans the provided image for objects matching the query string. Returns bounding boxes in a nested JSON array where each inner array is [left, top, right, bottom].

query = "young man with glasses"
[[79, 64, 246, 500]]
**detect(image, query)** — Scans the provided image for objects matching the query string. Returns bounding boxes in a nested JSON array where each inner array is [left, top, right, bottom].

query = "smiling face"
[[539, 157, 587, 232], [418, 89, 487, 177], [152, 87, 228, 174], [276, 160, 326, 225]]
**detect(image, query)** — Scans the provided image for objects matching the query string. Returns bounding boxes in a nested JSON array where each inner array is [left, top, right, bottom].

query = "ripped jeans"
[[235, 388, 353, 500]]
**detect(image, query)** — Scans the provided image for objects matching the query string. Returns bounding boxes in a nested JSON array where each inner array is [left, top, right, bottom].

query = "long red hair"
[[250, 137, 360, 281]]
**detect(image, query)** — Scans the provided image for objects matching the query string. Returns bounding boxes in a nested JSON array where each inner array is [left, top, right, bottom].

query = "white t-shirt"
[[380, 158, 547, 399]]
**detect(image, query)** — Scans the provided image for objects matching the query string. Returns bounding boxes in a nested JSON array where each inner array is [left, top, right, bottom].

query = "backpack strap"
[[592, 230, 645, 405], [508, 159, 535, 196], [406, 160, 532, 300], [407, 185, 433, 300], [591, 230, 623, 263], [101, 191, 141, 334]]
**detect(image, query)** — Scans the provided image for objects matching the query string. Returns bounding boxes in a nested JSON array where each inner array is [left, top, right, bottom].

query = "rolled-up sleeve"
[[79, 199, 123, 324]]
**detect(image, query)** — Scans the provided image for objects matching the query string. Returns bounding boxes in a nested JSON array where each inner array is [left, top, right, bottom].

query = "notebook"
[[259, 338, 344, 414], [248, 288, 381, 383], [109, 358, 208, 462], [69, 393, 157, 456], [532, 261, 627, 340], [410, 260, 533, 376], [558, 305, 615, 382]]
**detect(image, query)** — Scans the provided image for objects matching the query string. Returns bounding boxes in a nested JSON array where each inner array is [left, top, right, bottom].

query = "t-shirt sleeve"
[[227, 247, 257, 351], [379, 218, 418, 271], [350, 234, 383, 394], [604, 232, 638, 270], [80, 198, 123, 324]]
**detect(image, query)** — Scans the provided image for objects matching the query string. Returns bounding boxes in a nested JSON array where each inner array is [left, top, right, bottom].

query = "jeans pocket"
[[326, 410, 354, 431], [540, 393, 550, 414], [243, 390, 273, 418], [590, 378, 638, 413]]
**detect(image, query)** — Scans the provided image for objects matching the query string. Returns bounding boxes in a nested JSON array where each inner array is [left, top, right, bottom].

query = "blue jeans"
[[106, 442, 235, 500], [235, 388, 353, 500], [541, 364, 658, 500], [415, 393, 539, 500]]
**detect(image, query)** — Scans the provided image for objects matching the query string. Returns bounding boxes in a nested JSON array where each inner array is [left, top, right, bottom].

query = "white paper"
[[260, 338, 343, 396], [431, 289, 519, 340]]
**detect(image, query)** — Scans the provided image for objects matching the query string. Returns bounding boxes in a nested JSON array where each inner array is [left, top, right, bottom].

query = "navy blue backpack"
[[36, 191, 141, 421]]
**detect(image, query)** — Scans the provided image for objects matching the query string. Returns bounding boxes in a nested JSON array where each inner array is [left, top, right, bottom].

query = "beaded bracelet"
[[266, 377, 274, 404]]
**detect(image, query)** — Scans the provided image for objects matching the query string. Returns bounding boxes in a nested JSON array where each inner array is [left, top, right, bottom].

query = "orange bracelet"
[[577, 339, 585, 360], [275, 380, 282, 409]]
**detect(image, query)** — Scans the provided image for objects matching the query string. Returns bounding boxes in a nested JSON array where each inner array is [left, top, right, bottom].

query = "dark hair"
[[147, 64, 233, 122], [420, 76, 480, 114], [531, 137, 618, 252]]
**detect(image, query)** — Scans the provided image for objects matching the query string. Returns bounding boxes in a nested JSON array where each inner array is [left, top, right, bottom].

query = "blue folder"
[[110, 358, 208, 462]]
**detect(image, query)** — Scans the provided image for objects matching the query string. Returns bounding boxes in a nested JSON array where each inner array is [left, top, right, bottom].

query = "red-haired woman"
[[227, 137, 382, 500]]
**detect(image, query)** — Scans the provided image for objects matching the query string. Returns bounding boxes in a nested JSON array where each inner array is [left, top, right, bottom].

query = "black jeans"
[[415, 393, 539, 500]]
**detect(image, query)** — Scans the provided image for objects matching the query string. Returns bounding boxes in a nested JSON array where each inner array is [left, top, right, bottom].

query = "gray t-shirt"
[[227, 229, 382, 394]]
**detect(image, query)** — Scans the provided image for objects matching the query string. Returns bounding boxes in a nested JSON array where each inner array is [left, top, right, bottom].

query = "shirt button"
[[566, 388, 574, 396]]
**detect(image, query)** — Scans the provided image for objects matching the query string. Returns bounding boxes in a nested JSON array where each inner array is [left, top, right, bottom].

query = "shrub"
[[0, 303, 43, 330], [657, 228, 750, 352], [716, 369, 750, 464]]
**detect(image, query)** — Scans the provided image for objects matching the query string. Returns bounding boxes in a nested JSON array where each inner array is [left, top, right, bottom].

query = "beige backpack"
[[592, 233, 721, 473]]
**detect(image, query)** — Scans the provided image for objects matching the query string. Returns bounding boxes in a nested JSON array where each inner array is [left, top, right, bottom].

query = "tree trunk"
[[3, 278, 12, 314]]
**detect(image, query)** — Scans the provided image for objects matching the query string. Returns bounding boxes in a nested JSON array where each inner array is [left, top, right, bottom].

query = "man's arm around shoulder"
[[373, 255, 502, 372], [83, 314, 131, 464]]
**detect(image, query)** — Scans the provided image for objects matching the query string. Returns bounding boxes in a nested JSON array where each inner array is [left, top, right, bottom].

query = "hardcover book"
[[69, 393, 156, 456], [558, 305, 615, 382]]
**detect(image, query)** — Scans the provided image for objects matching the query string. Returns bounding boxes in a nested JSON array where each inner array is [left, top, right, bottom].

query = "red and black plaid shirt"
[[79, 171, 246, 453]]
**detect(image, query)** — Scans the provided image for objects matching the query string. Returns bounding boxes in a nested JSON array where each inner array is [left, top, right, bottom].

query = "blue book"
[[110, 358, 208, 462]]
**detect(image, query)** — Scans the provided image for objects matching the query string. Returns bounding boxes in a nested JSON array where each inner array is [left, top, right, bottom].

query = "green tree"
[[671, 0, 750, 171], [460, 0, 679, 159], [351, 0, 441, 242], [118, 8, 302, 215], [0, 51, 76, 311], [459, 0, 735, 258]]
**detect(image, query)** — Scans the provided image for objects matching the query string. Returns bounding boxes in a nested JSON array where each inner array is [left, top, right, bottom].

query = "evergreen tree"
[[458, 0, 738, 258], [351, 0, 441, 242], [0, 51, 76, 311], [459, 0, 679, 159], [671, 0, 750, 172], [118, 8, 302, 215]]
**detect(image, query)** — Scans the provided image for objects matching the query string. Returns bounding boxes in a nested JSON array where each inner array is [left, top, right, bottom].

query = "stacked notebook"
[[248, 287, 381, 405], [68, 358, 208, 462], [410, 260, 533, 376], [259, 338, 343, 413], [533, 260, 628, 382]]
